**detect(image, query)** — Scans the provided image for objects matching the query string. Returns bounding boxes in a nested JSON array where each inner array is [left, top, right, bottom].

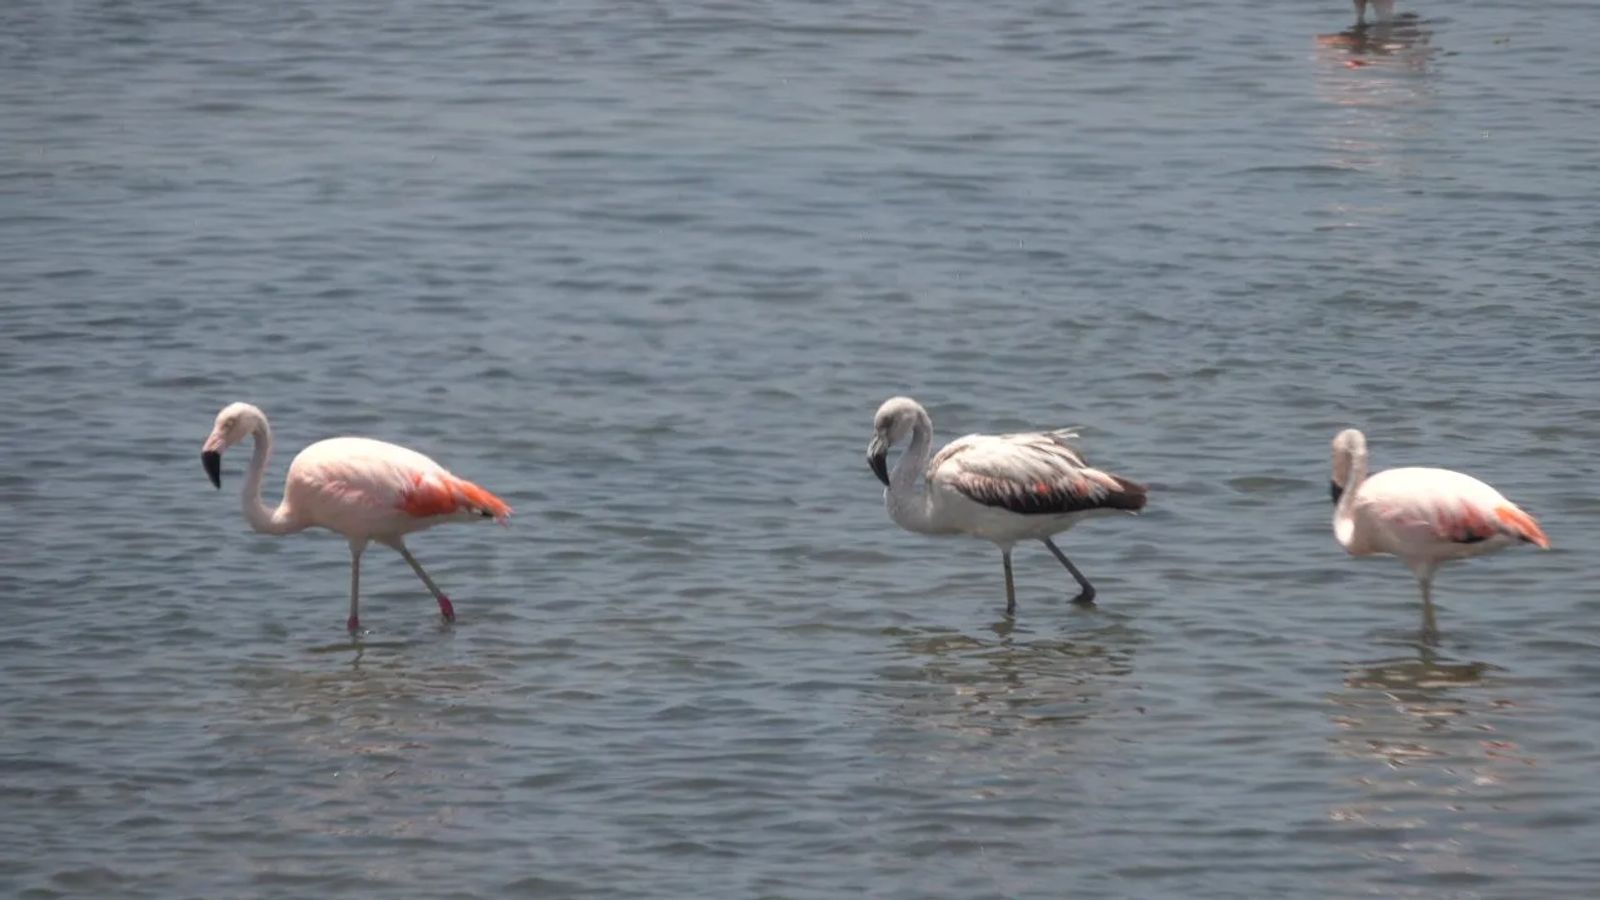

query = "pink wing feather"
[[398, 470, 512, 522]]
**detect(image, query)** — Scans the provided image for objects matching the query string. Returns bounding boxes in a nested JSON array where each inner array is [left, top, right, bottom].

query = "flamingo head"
[[868, 396, 927, 486], [1329, 427, 1367, 504], [202, 401, 266, 488]]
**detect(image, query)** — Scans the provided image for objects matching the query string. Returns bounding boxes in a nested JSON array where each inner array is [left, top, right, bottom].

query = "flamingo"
[[1329, 428, 1549, 636], [1353, 0, 1396, 28], [866, 396, 1147, 616], [201, 402, 511, 632]]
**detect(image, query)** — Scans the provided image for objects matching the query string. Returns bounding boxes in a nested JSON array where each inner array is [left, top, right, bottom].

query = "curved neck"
[[1332, 448, 1368, 550], [886, 412, 939, 533], [241, 418, 298, 535]]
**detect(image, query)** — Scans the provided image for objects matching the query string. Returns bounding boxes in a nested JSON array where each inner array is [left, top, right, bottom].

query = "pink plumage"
[[201, 402, 510, 632], [1330, 428, 1548, 636]]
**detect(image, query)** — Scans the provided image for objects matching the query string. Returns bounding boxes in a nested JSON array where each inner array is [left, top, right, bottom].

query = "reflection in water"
[[1314, 14, 1438, 180], [232, 650, 497, 760], [1316, 14, 1435, 74], [862, 621, 1140, 899], [1330, 648, 1504, 768], [1326, 646, 1534, 883], [876, 618, 1139, 756], [214, 651, 502, 845]]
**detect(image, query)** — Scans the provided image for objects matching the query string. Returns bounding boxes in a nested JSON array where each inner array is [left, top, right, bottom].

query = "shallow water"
[[4, 1, 1600, 897]]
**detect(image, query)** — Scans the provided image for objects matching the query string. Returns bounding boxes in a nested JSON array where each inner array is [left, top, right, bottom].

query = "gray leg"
[[1353, 0, 1368, 26], [1002, 548, 1017, 617], [1042, 538, 1096, 605], [347, 539, 366, 632], [1419, 578, 1439, 644], [393, 540, 456, 622]]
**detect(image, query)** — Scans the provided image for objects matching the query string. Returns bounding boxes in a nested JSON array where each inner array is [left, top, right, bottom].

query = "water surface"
[[4, 1, 1600, 897]]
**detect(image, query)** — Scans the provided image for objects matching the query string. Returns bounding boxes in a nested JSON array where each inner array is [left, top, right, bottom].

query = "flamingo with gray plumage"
[[866, 396, 1147, 616]]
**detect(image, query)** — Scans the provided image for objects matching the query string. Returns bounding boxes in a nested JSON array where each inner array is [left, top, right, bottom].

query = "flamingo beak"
[[1329, 480, 1343, 504], [202, 450, 222, 488], [867, 436, 890, 486]]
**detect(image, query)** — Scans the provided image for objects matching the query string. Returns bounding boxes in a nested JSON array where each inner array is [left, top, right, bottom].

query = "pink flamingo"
[[201, 402, 511, 632], [1330, 428, 1549, 636]]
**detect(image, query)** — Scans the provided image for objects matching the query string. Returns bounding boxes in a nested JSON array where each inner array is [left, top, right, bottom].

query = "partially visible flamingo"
[[201, 402, 511, 632], [1329, 428, 1549, 637], [1352, 0, 1396, 28]]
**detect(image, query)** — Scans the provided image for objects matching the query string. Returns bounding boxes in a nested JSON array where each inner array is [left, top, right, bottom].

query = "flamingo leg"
[[394, 541, 456, 623], [347, 540, 366, 633], [1419, 578, 1439, 644], [1042, 538, 1097, 605], [1002, 548, 1017, 617]]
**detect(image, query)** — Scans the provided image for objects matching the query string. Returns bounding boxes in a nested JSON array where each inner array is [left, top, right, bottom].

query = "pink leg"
[[347, 614, 361, 632], [436, 595, 455, 622]]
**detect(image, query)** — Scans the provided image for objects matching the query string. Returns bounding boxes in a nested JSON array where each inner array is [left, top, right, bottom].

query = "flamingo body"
[[868, 396, 1146, 616], [202, 402, 509, 632], [1336, 466, 1544, 565], [1330, 429, 1548, 636], [910, 431, 1145, 544], [282, 436, 509, 540]]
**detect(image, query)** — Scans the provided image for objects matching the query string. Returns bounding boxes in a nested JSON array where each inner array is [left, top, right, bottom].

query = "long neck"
[[886, 413, 939, 533], [1332, 448, 1368, 551], [240, 419, 298, 535]]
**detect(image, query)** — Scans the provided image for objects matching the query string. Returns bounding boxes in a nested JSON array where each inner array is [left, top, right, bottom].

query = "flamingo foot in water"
[[437, 596, 455, 623]]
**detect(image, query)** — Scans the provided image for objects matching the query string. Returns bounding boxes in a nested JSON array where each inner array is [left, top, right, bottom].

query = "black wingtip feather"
[[958, 472, 1149, 516], [1111, 476, 1148, 512]]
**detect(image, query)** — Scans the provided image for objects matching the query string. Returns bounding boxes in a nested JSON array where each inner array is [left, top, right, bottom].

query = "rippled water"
[[4, 1, 1600, 897]]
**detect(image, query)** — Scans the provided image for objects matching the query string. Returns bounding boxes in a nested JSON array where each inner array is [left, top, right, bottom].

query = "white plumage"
[[867, 396, 1147, 616], [1330, 428, 1549, 637]]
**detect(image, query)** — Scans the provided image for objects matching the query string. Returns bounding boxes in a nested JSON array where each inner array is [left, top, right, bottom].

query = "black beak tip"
[[202, 450, 222, 489], [869, 451, 890, 487], [1329, 480, 1343, 504]]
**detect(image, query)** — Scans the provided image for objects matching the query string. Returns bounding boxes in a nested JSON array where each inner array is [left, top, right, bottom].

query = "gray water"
[[4, 1, 1600, 897]]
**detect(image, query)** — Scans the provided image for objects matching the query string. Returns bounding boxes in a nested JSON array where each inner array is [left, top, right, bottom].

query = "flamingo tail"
[[1495, 504, 1550, 549], [400, 473, 513, 523]]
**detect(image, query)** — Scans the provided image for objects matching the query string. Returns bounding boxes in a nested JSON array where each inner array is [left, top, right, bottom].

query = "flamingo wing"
[[1492, 502, 1550, 548], [292, 438, 512, 525], [932, 431, 1146, 516], [1362, 469, 1549, 549], [398, 469, 512, 522], [1414, 498, 1548, 548]]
